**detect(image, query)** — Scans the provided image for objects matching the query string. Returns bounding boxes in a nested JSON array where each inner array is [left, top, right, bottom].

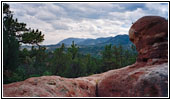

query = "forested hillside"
[[23, 35, 134, 58]]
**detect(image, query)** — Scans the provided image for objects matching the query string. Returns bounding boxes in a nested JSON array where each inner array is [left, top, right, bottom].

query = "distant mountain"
[[77, 35, 133, 58], [57, 37, 113, 46], [45, 44, 61, 51], [21, 34, 134, 58], [99, 34, 132, 46], [77, 37, 113, 46], [57, 35, 132, 47], [58, 38, 86, 45]]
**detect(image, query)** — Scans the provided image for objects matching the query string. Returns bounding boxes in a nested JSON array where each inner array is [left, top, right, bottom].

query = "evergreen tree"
[[3, 3, 45, 83], [3, 3, 22, 70], [85, 54, 97, 75], [3, 3, 44, 70], [68, 41, 78, 60], [101, 44, 115, 71]]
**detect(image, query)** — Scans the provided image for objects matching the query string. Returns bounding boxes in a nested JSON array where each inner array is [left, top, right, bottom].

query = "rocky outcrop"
[[98, 62, 168, 97], [3, 75, 101, 97], [98, 16, 168, 97], [129, 16, 168, 62], [3, 16, 168, 97], [3, 73, 104, 97]]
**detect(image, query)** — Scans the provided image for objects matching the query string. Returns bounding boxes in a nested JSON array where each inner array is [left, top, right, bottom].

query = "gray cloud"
[[8, 2, 168, 45]]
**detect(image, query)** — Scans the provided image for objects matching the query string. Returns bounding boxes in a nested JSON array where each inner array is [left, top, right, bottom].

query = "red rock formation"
[[3, 73, 104, 97], [98, 16, 168, 97], [3, 76, 98, 97], [98, 62, 168, 97], [3, 16, 168, 97], [129, 16, 168, 62]]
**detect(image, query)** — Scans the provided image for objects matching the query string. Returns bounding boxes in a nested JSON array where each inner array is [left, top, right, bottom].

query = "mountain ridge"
[[57, 34, 131, 46], [58, 37, 86, 45], [21, 34, 134, 58]]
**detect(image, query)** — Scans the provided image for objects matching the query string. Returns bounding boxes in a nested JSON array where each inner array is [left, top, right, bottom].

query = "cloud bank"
[[8, 2, 168, 45]]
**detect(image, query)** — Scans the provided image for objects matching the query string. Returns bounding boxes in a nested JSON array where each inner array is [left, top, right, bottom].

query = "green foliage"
[[43, 71, 52, 76], [68, 41, 78, 60], [3, 3, 45, 83], [21, 29, 44, 47], [101, 44, 114, 71], [51, 43, 69, 75], [101, 44, 137, 71], [8, 72, 23, 83], [4, 41, 137, 84], [3, 3, 20, 71]]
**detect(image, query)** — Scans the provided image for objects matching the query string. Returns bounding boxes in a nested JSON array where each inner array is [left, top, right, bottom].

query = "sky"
[[8, 2, 168, 45]]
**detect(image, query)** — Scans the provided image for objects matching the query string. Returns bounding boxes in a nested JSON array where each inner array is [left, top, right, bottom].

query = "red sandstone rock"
[[98, 16, 168, 97], [3, 16, 168, 97], [129, 16, 168, 62], [98, 62, 168, 97], [3, 76, 99, 97]]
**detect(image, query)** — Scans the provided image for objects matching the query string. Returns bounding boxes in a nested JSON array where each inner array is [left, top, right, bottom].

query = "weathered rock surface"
[[129, 16, 168, 62], [98, 62, 168, 97], [3, 16, 168, 97], [3, 73, 104, 97], [3, 76, 96, 97], [98, 16, 168, 97]]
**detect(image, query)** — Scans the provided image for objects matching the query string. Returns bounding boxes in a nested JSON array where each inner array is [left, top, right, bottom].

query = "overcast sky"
[[8, 2, 168, 45]]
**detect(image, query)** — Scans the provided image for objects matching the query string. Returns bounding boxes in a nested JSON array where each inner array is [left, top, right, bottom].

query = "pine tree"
[[68, 41, 78, 60], [3, 3, 45, 83]]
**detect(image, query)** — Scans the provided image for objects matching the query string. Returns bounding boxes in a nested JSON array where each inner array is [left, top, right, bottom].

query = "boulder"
[[129, 16, 168, 62], [98, 16, 168, 97]]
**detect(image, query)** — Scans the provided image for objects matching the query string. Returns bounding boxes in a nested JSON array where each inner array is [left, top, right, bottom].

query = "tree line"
[[3, 3, 137, 84]]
